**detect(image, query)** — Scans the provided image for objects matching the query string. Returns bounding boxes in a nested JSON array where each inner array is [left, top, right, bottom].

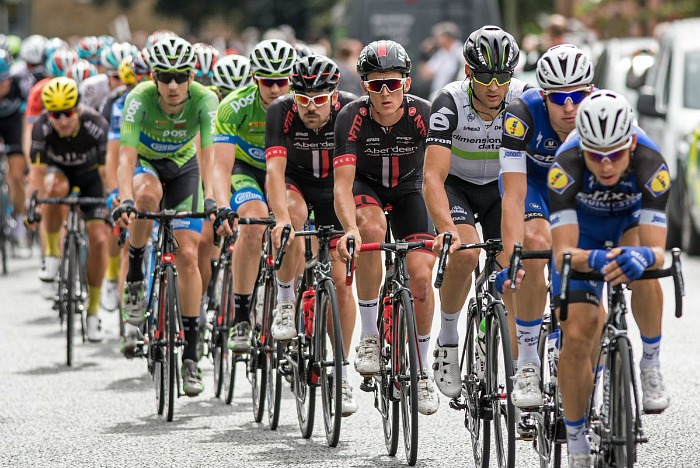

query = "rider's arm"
[[212, 99, 239, 209], [332, 105, 359, 235], [197, 89, 219, 201], [117, 91, 144, 202], [28, 116, 50, 198], [264, 99, 291, 226]]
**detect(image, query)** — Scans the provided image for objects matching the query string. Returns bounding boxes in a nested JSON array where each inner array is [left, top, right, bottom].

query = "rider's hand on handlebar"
[[272, 220, 295, 249], [601, 246, 654, 285], [213, 207, 235, 236], [112, 199, 135, 228], [432, 231, 461, 255], [495, 264, 525, 294], [337, 230, 361, 262]]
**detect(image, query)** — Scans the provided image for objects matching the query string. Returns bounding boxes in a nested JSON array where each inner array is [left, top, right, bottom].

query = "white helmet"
[[576, 90, 634, 149], [212, 54, 253, 91], [20, 34, 48, 65], [249, 39, 297, 77], [536, 44, 594, 89], [193, 43, 219, 76], [148, 37, 196, 72]]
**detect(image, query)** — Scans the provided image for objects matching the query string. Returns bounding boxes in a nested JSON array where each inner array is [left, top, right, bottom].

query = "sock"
[[359, 298, 379, 337], [182, 316, 199, 362], [516, 317, 543, 368], [342, 364, 348, 381], [126, 245, 145, 283], [14, 214, 26, 239], [45, 231, 60, 257], [106, 254, 121, 282], [233, 293, 252, 325], [437, 308, 460, 346], [418, 334, 431, 371], [87, 286, 101, 316], [640, 334, 661, 369], [564, 416, 590, 455], [276, 278, 295, 303]]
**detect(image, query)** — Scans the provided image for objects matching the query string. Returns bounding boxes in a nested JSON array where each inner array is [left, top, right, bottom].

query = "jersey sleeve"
[[94, 114, 109, 166], [499, 98, 535, 173], [635, 144, 670, 227], [426, 89, 459, 148], [264, 98, 290, 160], [214, 94, 241, 145], [30, 118, 50, 165], [119, 88, 146, 149], [25, 81, 46, 122], [332, 103, 358, 168], [107, 100, 122, 142], [197, 88, 220, 149], [548, 147, 584, 229]]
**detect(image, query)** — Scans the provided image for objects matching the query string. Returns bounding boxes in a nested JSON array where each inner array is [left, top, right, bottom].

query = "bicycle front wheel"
[[214, 261, 232, 399], [486, 302, 516, 468], [609, 338, 636, 468], [397, 289, 419, 466], [295, 287, 315, 439], [65, 235, 78, 366], [379, 289, 399, 457], [164, 266, 178, 422], [249, 278, 267, 423], [317, 281, 342, 447], [264, 275, 282, 430]]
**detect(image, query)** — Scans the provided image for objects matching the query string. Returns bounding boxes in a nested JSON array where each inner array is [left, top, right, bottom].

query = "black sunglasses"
[[155, 71, 190, 84], [49, 108, 78, 119]]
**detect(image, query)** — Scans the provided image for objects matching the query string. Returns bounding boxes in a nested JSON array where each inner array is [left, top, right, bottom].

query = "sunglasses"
[[363, 78, 406, 93], [155, 72, 190, 84], [294, 92, 334, 107], [544, 86, 592, 106], [471, 71, 512, 87], [256, 77, 289, 87], [49, 108, 78, 119], [580, 137, 633, 163]]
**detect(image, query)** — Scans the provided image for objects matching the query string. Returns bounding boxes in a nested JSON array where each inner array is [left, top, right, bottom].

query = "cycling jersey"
[[25, 77, 50, 123], [120, 80, 218, 166], [265, 91, 357, 182], [0, 75, 28, 118], [31, 106, 108, 177], [426, 78, 529, 185], [107, 91, 127, 142], [79, 74, 110, 112], [101, 87, 127, 124], [333, 94, 430, 188], [214, 84, 269, 170]]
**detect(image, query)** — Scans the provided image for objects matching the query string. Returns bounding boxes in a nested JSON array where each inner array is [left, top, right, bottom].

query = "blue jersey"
[[108, 91, 127, 142]]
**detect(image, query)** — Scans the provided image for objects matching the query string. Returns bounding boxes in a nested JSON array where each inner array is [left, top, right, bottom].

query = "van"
[[637, 18, 700, 253]]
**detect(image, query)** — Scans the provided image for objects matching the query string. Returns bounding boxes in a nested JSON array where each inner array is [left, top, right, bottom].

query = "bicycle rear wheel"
[[154, 270, 167, 416], [164, 266, 178, 422], [487, 302, 516, 468], [397, 289, 419, 466], [65, 236, 77, 367], [317, 281, 342, 447], [295, 287, 315, 439], [609, 338, 636, 468], [379, 291, 399, 457]]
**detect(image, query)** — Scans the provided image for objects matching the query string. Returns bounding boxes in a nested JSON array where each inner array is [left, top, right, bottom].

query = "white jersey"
[[79, 74, 110, 111]]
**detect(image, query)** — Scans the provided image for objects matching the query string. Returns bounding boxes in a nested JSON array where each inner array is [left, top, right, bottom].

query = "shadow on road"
[[18, 361, 99, 375]]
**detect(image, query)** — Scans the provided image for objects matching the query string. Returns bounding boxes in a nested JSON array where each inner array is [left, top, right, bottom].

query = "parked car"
[[637, 18, 700, 254]]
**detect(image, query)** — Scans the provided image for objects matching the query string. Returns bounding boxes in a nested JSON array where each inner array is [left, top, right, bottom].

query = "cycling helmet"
[[0, 49, 13, 80], [75, 36, 102, 64], [357, 40, 411, 78], [193, 43, 219, 77], [576, 90, 634, 149], [20, 34, 48, 65], [0, 35, 9, 54], [44, 37, 69, 61], [212, 54, 253, 92], [293, 42, 313, 59], [463, 25, 519, 73], [536, 44, 594, 89], [101, 42, 137, 72], [290, 55, 340, 92], [118, 53, 150, 85], [45, 49, 78, 77], [148, 37, 196, 72], [145, 30, 178, 51], [99, 35, 115, 48], [5, 35, 21, 59], [41, 77, 80, 111], [249, 39, 297, 77], [66, 59, 98, 86]]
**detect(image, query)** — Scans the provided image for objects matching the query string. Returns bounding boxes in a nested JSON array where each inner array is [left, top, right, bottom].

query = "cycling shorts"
[[445, 175, 501, 242], [230, 160, 266, 211], [285, 171, 339, 229], [0, 111, 23, 157], [47, 167, 107, 221], [498, 172, 550, 221]]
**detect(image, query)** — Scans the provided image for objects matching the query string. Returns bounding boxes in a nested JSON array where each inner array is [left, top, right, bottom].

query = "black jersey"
[[0, 75, 27, 118], [333, 94, 430, 188], [30, 105, 108, 179], [265, 91, 357, 182]]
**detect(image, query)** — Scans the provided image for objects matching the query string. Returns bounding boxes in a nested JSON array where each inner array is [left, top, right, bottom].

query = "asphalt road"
[[2, 252, 699, 467]]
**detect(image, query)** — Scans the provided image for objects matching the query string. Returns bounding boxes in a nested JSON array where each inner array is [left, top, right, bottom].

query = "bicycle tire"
[[214, 261, 232, 399], [164, 266, 178, 422], [0, 181, 9, 275], [265, 275, 282, 430], [463, 299, 490, 468], [295, 287, 315, 439], [318, 281, 342, 447], [65, 235, 76, 367], [250, 276, 267, 423], [154, 269, 167, 416], [379, 290, 399, 457], [487, 302, 516, 468], [398, 289, 419, 466], [609, 337, 636, 468]]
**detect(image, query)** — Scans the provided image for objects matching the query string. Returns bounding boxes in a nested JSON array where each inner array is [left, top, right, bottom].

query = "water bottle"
[[382, 296, 393, 345], [302, 289, 315, 337], [547, 329, 561, 386], [475, 318, 487, 379]]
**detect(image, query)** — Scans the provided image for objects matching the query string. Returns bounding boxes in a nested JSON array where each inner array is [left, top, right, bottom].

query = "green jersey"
[[120, 81, 219, 166], [214, 84, 269, 170]]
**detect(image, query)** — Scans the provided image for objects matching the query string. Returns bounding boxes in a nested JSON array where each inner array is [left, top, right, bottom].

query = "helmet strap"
[[468, 82, 505, 118]]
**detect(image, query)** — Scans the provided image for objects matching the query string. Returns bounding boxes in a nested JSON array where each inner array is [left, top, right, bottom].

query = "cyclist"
[[74, 36, 103, 69], [423, 26, 529, 398], [211, 54, 253, 99], [212, 39, 297, 352], [112, 37, 219, 396], [0, 49, 30, 251], [545, 90, 670, 467], [265, 54, 358, 414], [19, 34, 49, 82], [334, 40, 439, 415], [28, 77, 109, 342], [193, 43, 219, 87], [498, 44, 595, 408], [80, 41, 135, 113]]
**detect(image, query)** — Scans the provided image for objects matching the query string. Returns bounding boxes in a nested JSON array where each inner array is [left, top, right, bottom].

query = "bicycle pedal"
[[448, 398, 467, 411], [359, 377, 376, 393]]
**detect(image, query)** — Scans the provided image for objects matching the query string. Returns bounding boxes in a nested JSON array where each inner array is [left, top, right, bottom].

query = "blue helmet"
[[0, 49, 13, 80]]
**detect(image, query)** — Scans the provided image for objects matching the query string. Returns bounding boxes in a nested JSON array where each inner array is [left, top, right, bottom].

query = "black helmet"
[[357, 40, 411, 78], [290, 55, 340, 92], [463, 26, 519, 73]]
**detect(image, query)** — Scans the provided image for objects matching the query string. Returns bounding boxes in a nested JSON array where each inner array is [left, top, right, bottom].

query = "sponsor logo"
[[651, 214, 666, 224], [408, 106, 416, 117], [249, 147, 265, 161], [365, 146, 417, 156], [426, 137, 451, 145], [150, 142, 184, 152], [124, 99, 141, 123], [163, 129, 187, 138], [234, 190, 262, 205], [504, 113, 528, 139], [548, 163, 574, 194], [502, 150, 520, 159], [450, 206, 467, 215], [229, 92, 256, 113], [348, 114, 363, 141], [283, 110, 295, 134], [293, 141, 334, 150], [529, 202, 541, 210], [367, 137, 380, 142], [544, 139, 557, 151], [359, 106, 368, 116], [645, 164, 671, 197], [467, 113, 476, 122]]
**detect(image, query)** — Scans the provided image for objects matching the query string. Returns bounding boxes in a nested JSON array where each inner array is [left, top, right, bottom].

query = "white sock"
[[640, 334, 661, 369], [275, 278, 295, 303], [438, 308, 460, 346], [516, 317, 542, 369], [359, 298, 379, 337], [418, 334, 431, 372], [565, 416, 590, 455]]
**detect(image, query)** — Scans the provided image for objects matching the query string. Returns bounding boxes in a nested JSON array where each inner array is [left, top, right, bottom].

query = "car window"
[[684, 50, 700, 109]]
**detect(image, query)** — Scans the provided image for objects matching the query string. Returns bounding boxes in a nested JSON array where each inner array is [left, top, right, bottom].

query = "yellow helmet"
[[42, 77, 80, 111]]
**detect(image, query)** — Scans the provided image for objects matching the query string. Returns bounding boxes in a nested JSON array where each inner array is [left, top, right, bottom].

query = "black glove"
[[111, 199, 135, 222], [203, 198, 217, 215], [213, 206, 234, 231]]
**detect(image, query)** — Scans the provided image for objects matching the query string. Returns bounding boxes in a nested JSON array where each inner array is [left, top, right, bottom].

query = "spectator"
[[419, 21, 463, 100], [334, 38, 363, 97]]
